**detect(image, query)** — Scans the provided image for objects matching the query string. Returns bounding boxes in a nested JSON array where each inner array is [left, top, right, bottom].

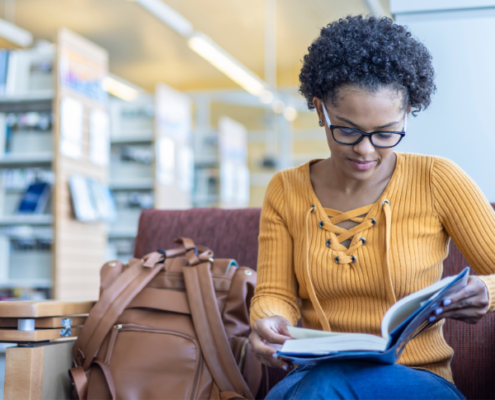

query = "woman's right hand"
[[249, 315, 293, 370]]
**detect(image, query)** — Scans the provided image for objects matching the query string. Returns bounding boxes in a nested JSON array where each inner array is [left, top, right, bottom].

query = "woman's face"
[[313, 86, 408, 181]]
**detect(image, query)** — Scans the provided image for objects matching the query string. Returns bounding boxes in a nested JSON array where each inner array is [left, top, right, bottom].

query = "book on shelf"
[[277, 267, 470, 365], [87, 179, 117, 222], [69, 175, 98, 222], [17, 181, 51, 214], [0, 50, 9, 95], [0, 113, 5, 157], [70, 175, 117, 222], [0, 236, 9, 282], [5, 47, 54, 96], [109, 99, 154, 140]]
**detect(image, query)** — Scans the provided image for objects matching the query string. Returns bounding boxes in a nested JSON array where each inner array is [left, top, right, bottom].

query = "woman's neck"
[[328, 153, 396, 195], [310, 153, 397, 212]]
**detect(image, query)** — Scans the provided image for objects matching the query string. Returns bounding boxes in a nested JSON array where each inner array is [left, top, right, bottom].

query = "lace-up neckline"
[[303, 154, 402, 331], [321, 205, 374, 254]]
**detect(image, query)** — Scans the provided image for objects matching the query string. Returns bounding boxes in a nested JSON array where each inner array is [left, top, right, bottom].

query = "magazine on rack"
[[276, 267, 470, 365]]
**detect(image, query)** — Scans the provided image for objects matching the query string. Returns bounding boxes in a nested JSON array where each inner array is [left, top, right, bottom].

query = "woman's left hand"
[[430, 276, 489, 325]]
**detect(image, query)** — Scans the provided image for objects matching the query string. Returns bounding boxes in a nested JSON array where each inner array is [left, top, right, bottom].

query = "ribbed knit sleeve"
[[431, 157, 495, 312], [250, 172, 300, 326]]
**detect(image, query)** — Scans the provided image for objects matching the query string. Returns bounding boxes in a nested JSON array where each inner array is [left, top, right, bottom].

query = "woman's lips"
[[348, 158, 376, 170]]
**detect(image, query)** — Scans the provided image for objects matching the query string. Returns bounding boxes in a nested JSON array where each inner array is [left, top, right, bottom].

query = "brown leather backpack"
[[69, 238, 261, 400]]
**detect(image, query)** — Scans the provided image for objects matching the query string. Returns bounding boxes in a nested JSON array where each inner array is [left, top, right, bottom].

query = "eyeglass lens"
[[333, 127, 403, 147]]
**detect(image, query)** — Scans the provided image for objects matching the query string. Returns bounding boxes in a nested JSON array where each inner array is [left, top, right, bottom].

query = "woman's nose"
[[352, 136, 374, 156]]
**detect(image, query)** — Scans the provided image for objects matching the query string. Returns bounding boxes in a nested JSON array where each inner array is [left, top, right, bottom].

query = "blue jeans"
[[265, 361, 465, 400]]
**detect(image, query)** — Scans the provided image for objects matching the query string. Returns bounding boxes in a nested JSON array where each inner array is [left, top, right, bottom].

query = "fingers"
[[249, 331, 276, 357], [275, 318, 294, 339], [441, 276, 488, 308], [440, 306, 486, 324], [252, 318, 292, 345], [249, 331, 292, 370], [441, 295, 487, 313], [249, 316, 294, 370], [428, 276, 489, 324]]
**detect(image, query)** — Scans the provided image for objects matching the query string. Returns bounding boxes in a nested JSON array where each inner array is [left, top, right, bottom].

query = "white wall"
[[393, 5, 495, 201]]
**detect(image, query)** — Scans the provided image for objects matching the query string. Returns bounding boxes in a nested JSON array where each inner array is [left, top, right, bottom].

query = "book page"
[[287, 326, 345, 340], [381, 268, 469, 340], [281, 333, 387, 355]]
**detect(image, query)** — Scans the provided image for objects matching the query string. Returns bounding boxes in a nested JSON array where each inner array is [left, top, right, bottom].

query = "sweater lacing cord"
[[321, 204, 374, 263], [382, 200, 397, 305], [305, 206, 332, 331], [304, 200, 397, 332]]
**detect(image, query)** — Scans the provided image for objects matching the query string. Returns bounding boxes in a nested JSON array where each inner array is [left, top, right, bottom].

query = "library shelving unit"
[[0, 29, 109, 301], [154, 83, 193, 210], [189, 95, 250, 208], [107, 82, 194, 263], [107, 91, 155, 263]]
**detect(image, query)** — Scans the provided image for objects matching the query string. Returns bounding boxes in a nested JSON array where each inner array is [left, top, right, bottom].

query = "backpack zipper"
[[238, 338, 249, 369]]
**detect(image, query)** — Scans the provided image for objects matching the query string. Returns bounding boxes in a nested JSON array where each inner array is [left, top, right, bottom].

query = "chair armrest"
[[0, 300, 95, 400], [0, 300, 95, 344], [0, 300, 95, 318]]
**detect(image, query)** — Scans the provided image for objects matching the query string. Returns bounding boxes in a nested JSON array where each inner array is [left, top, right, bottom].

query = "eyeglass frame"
[[322, 104, 407, 149]]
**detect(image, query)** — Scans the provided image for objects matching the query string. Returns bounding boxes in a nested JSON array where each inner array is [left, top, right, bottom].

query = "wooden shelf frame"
[[52, 29, 110, 301]]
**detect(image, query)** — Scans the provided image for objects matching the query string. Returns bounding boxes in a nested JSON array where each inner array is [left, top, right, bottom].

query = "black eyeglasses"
[[322, 106, 407, 149]]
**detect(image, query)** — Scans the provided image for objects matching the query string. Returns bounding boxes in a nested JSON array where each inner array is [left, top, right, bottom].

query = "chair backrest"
[[134, 208, 261, 269], [134, 205, 495, 400], [442, 203, 495, 400]]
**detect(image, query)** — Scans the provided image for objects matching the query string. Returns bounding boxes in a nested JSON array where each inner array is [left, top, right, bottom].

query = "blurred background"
[[0, 0, 389, 305], [0, 0, 495, 394], [0, 0, 494, 306]]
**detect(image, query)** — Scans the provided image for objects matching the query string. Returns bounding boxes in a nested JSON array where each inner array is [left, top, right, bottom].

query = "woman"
[[249, 15, 495, 400]]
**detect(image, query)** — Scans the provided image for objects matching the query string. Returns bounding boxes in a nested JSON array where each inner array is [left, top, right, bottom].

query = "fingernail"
[[283, 365, 288, 371], [429, 316, 436, 322], [272, 353, 278, 359], [443, 299, 452, 306], [435, 307, 443, 315]]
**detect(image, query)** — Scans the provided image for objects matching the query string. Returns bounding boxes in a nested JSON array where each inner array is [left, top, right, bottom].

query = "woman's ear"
[[313, 97, 324, 126]]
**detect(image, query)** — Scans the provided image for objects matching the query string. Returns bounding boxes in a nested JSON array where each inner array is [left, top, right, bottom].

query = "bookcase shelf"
[[110, 131, 153, 144], [0, 279, 52, 289], [110, 178, 154, 191], [0, 91, 54, 104], [0, 215, 53, 226], [108, 227, 138, 239], [0, 30, 110, 302], [0, 153, 53, 168]]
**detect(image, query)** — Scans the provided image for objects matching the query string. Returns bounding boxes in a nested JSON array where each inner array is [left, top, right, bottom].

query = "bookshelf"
[[106, 83, 194, 263], [191, 98, 249, 208], [154, 83, 193, 210], [107, 94, 154, 262], [0, 29, 110, 301]]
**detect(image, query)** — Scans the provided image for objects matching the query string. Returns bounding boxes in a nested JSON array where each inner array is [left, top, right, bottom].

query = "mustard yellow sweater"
[[250, 152, 495, 383]]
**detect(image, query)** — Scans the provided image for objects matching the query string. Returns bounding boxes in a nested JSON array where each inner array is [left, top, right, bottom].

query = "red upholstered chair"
[[134, 206, 495, 400]]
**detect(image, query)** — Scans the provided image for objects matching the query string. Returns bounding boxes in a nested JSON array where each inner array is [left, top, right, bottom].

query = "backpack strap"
[[73, 239, 213, 370], [183, 262, 255, 400], [73, 252, 166, 369], [68, 366, 88, 400]]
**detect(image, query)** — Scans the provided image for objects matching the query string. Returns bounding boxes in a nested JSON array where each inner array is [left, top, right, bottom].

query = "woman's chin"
[[345, 164, 378, 180]]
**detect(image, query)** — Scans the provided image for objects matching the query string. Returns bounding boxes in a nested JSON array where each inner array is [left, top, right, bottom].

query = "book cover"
[[87, 179, 117, 222], [276, 268, 470, 365], [69, 175, 98, 222], [17, 182, 51, 214], [0, 50, 9, 95]]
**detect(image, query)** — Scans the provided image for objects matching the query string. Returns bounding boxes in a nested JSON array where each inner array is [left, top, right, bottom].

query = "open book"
[[276, 267, 469, 365]]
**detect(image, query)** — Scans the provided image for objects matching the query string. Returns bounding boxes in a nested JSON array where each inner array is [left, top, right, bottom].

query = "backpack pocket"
[[90, 324, 203, 400]]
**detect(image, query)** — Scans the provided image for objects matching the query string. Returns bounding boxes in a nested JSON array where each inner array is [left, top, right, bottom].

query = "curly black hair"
[[299, 15, 435, 114]]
